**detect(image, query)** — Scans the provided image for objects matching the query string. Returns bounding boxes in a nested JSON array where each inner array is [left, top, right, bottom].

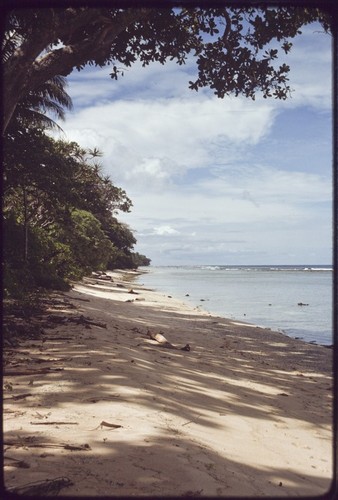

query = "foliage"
[[131, 252, 151, 268], [2, 6, 332, 131], [104, 220, 136, 253], [3, 121, 147, 297], [14, 75, 73, 131], [62, 209, 115, 274]]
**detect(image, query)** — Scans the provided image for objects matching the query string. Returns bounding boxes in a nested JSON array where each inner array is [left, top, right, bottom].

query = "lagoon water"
[[138, 265, 333, 346]]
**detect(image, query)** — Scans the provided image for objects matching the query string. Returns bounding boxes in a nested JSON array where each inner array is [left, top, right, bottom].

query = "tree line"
[[3, 77, 150, 298]]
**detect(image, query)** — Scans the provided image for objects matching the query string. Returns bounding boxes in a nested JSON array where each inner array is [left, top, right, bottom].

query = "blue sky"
[[55, 20, 332, 266]]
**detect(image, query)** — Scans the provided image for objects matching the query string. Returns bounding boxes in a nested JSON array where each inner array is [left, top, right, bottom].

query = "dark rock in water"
[[168, 295, 172, 298], [200, 299, 205, 301], [268, 303, 272, 306], [297, 302, 309, 306], [185, 294, 190, 297]]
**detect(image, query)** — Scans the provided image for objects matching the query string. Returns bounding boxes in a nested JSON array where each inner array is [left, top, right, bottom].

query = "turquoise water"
[[137, 265, 333, 346]]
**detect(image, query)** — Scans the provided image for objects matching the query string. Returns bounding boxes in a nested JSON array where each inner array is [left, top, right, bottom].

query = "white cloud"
[[118, 162, 332, 265], [126, 169, 330, 229], [151, 225, 180, 236], [60, 95, 277, 191], [279, 26, 332, 110], [199, 165, 331, 205], [54, 19, 332, 265]]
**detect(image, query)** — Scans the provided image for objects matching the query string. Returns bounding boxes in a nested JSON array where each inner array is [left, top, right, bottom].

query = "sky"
[[55, 18, 333, 266]]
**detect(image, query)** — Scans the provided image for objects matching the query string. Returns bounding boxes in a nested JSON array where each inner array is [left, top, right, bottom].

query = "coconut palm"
[[13, 75, 73, 131]]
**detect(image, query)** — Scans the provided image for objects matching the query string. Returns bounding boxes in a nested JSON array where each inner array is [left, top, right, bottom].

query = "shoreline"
[[3, 270, 333, 497], [90, 268, 333, 352], [136, 266, 333, 348]]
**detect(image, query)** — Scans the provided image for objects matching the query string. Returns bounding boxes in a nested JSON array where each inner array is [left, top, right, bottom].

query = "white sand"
[[3, 270, 333, 497]]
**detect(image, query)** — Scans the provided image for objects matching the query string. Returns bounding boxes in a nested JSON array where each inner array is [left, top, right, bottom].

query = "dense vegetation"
[[3, 93, 150, 299]]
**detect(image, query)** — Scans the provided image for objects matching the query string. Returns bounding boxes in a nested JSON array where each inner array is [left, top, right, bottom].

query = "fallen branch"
[[42, 337, 73, 341], [147, 330, 190, 351], [97, 275, 113, 281], [67, 315, 107, 328], [46, 313, 106, 328], [7, 477, 73, 496], [30, 421, 79, 425], [4, 440, 90, 451], [3, 358, 59, 366], [4, 367, 64, 376], [64, 443, 91, 451], [147, 330, 178, 349], [4, 393, 32, 401], [90, 420, 122, 430], [83, 395, 120, 403], [32, 357, 65, 363]]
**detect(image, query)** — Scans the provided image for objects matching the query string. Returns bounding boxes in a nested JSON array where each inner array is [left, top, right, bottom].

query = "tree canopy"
[[2, 5, 332, 132], [3, 120, 150, 297]]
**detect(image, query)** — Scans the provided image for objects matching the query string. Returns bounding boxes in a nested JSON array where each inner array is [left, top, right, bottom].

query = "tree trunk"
[[23, 186, 28, 262]]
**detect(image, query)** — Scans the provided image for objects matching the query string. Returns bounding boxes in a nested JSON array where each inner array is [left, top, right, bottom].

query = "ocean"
[[137, 265, 333, 346]]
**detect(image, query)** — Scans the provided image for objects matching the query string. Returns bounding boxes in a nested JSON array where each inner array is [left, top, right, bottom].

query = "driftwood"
[[64, 443, 90, 451], [7, 477, 73, 496], [147, 330, 176, 348], [4, 367, 64, 376], [91, 420, 122, 430], [67, 315, 107, 328], [30, 421, 79, 425], [83, 395, 121, 403], [4, 393, 32, 401], [4, 440, 90, 451], [44, 300, 77, 311], [32, 357, 65, 363], [47, 314, 106, 328], [42, 336, 73, 341], [91, 272, 113, 281], [6, 357, 66, 367], [147, 330, 190, 351]]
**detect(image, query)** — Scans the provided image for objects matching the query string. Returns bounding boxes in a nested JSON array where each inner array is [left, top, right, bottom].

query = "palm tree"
[[13, 75, 73, 131], [4, 74, 73, 263]]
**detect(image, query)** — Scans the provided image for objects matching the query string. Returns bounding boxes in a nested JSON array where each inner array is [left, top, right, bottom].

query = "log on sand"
[[146, 330, 190, 351]]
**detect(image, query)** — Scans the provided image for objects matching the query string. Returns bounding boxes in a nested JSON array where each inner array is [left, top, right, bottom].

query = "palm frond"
[[14, 107, 64, 132], [12, 74, 73, 130]]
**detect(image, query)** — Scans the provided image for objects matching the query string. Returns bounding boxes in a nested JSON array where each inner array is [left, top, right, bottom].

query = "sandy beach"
[[3, 270, 334, 497]]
